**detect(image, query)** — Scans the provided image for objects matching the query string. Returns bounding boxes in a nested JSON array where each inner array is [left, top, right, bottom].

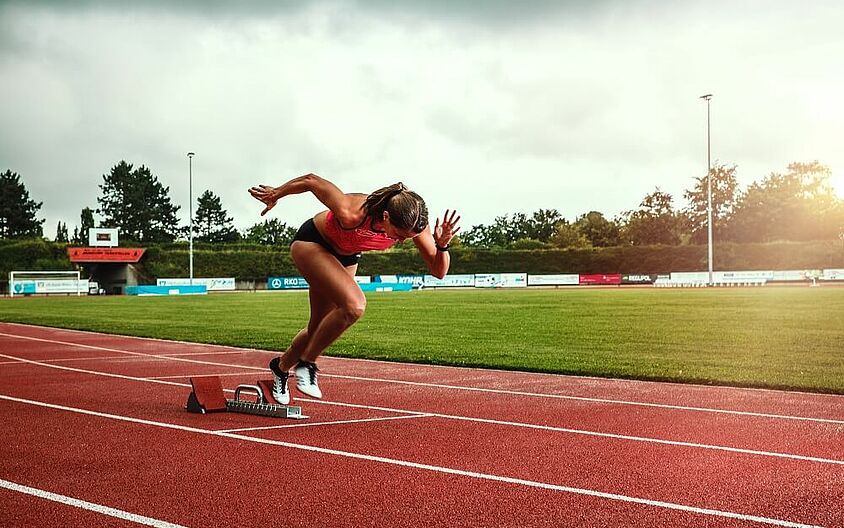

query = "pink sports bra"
[[323, 210, 397, 254]]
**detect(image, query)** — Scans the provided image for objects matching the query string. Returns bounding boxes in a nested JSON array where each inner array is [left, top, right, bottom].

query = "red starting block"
[[186, 376, 306, 419]]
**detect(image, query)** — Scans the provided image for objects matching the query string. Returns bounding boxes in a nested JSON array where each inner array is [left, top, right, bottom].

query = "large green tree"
[[0, 170, 44, 239], [74, 207, 96, 245], [621, 189, 684, 246], [460, 210, 567, 248], [550, 220, 591, 249], [194, 190, 240, 243], [55, 221, 69, 243], [575, 211, 621, 247], [727, 161, 843, 242], [243, 218, 297, 246], [684, 162, 739, 244], [97, 161, 181, 243]]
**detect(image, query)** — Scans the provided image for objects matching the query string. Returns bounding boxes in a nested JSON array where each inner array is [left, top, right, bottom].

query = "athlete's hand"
[[248, 185, 280, 216], [434, 209, 461, 247]]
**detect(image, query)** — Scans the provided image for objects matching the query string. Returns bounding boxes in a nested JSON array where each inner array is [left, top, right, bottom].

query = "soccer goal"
[[9, 270, 86, 297]]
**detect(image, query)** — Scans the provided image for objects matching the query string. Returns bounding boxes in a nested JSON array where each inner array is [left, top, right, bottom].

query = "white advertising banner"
[[423, 274, 475, 288], [671, 271, 773, 283], [717, 271, 774, 281], [157, 278, 236, 291], [772, 270, 812, 282], [474, 274, 499, 288], [18, 279, 90, 294], [821, 269, 844, 281], [354, 276, 372, 284], [500, 273, 528, 287], [474, 273, 527, 288], [528, 274, 580, 286], [669, 272, 709, 283]]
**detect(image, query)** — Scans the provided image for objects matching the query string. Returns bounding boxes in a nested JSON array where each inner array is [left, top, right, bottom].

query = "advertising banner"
[[527, 274, 579, 286], [772, 270, 812, 282], [670, 272, 709, 283], [354, 276, 372, 284], [126, 285, 207, 296], [717, 271, 774, 281], [500, 273, 527, 287], [396, 275, 425, 288], [474, 274, 500, 288], [579, 274, 622, 285], [158, 278, 235, 291], [359, 282, 413, 292], [621, 274, 656, 284], [12, 280, 88, 295], [68, 247, 145, 263], [672, 270, 774, 284], [473, 273, 527, 288], [423, 274, 475, 288], [267, 276, 309, 290], [821, 269, 844, 281]]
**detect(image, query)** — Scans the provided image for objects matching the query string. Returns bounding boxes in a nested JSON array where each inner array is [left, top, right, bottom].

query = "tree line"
[[459, 161, 843, 249], [1, 161, 297, 246], [2, 160, 843, 249]]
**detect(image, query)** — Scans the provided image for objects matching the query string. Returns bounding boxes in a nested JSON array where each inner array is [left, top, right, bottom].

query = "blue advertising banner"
[[359, 282, 413, 292], [267, 277, 310, 290]]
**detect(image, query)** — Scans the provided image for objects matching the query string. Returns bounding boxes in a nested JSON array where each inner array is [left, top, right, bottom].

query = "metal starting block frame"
[[186, 376, 307, 419]]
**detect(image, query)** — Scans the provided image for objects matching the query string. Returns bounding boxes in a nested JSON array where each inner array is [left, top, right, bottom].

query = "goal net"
[[9, 270, 86, 297]]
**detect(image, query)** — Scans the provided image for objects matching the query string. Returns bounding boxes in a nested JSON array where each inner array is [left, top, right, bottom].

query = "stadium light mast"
[[700, 94, 713, 286], [187, 152, 195, 286]]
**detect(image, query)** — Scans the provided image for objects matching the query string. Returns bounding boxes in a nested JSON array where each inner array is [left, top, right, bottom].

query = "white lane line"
[[0, 478, 188, 528], [0, 351, 246, 367], [302, 399, 844, 465], [2, 331, 841, 425], [320, 373, 844, 426], [0, 356, 131, 365], [149, 372, 255, 380], [2, 353, 841, 466], [217, 413, 434, 433], [0, 394, 824, 528]]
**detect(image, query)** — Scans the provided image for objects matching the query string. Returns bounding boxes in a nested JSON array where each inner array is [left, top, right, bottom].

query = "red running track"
[[1, 322, 842, 527]]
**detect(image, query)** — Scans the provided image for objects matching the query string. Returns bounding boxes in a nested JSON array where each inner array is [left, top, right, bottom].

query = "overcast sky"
[[2, 0, 842, 238]]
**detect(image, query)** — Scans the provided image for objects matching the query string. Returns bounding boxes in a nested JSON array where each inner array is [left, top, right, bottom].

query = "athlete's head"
[[363, 182, 428, 240]]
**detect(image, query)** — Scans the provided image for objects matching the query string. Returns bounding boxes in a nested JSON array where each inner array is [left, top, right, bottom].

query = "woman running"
[[248, 174, 460, 404]]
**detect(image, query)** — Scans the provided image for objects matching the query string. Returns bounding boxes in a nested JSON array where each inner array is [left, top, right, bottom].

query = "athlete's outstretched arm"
[[248, 173, 359, 219], [414, 209, 461, 279]]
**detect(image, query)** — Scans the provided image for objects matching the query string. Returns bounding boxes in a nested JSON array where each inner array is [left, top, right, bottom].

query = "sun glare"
[[832, 174, 844, 199], [829, 172, 844, 200]]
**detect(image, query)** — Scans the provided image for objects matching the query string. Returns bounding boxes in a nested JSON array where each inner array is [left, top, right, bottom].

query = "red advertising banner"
[[579, 274, 622, 285], [68, 248, 146, 263]]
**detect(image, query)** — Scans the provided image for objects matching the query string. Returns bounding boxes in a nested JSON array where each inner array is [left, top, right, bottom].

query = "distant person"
[[249, 174, 460, 404]]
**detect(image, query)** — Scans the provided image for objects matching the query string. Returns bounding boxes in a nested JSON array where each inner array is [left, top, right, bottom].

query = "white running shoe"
[[268, 357, 290, 405], [294, 361, 322, 399]]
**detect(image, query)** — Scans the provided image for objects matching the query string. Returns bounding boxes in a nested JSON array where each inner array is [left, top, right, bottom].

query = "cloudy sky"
[[2, 0, 842, 238]]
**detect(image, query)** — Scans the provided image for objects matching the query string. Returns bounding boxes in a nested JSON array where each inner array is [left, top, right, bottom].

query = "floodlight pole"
[[188, 152, 195, 286], [700, 94, 713, 286]]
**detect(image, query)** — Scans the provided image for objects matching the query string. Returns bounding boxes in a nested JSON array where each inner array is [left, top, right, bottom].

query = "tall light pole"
[[187, 152, 195, 286], [700, 94, 713, 286]]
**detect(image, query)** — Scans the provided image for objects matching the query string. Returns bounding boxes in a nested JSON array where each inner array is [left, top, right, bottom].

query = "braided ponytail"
[[363, 182, 429, 233]]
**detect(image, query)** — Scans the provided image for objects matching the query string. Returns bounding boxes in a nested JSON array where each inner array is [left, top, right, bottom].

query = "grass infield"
[[1, 287, 842, 393]]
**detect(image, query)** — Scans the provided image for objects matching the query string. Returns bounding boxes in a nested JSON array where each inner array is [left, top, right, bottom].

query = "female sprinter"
[[248, 174, 460, 404]]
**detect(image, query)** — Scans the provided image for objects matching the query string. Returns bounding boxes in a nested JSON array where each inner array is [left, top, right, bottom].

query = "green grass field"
[[2, 288, 843, 393]]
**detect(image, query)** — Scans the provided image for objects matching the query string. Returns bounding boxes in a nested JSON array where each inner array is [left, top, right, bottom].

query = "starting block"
[[186, 376, 307, 419]]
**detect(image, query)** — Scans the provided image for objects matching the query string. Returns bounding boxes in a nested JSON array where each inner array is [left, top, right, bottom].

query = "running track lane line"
[[0, 478, 188, 528], [0, 394, 824, 528], [2, 331, 842, 425], [217, 413, 435, 433], [2, 352, 842, 466]]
